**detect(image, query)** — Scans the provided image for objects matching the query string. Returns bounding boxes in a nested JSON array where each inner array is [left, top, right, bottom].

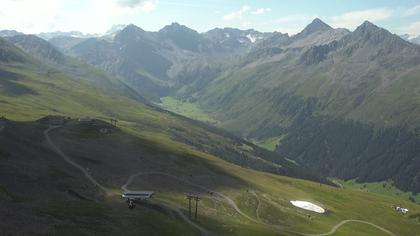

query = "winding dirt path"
[[123, 171, 260, 224], [45, 126, 397, 236], [125, 173, 397, 236], [44, 126, 111, 195], [122, 172, 213, 236], [124, 173, 399, 236], [45, 126, 212, 236], [296, 219, 397, 236], [158, 200, 213, 236], [250, 190, 262, 222]]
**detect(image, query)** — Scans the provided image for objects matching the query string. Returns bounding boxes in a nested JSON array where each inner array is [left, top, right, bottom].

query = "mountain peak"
[[353, 21, 389, 37], [306, 18, 332, 31], [312, 18, 327, 25], [123, 24, 144, 32], [118, 24, 147, 38], [105, 24, 127, 35], [297, 18, 332, 37], [345, 20, 414, 49], [159, 22, 198, 34], [0, 29, 23, 37], [358, 21, 380, 31], [170, 22, 181, 27], [5, 34, 65, 63]]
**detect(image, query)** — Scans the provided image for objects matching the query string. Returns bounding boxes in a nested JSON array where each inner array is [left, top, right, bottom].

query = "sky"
[[1, 0, 420, 37]]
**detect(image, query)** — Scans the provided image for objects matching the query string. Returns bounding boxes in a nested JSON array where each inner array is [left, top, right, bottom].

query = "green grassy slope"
[[2, 33, 420, 235], [171, 23, 420, 193], [333, 179, 420, 203], [0, 37, 323, 183], [251, 136, 284, 151], [157, 96, 218, 124], [1, 120, 420, 235]]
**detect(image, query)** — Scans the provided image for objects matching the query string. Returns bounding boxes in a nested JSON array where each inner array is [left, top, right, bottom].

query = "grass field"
[[332, 179, 420, 204], [50, 122, 420, 236], [251, 136, 285, 151], [157, 96, 218, 124]]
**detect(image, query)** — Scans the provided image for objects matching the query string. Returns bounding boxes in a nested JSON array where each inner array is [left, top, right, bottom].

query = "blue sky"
[[1, 0, 420, 37]]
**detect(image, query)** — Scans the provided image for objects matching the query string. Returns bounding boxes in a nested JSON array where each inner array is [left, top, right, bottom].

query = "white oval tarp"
[[290, 200, 325, 213]]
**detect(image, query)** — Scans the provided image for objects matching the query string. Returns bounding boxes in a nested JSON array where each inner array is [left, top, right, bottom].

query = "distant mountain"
[[48, 36, 86, 53], [37, 31, 98, 40], [0, 35, 318, 186], [5, 34, 66, 64], [105, 24, 127, 35], [204, 28, 271, 52], [28, 19, 420, 192], [169, 19, 420, 193], [48, 26, 129, 53], [412, 36, 420, 44], [158, 23, 219, 53], [68, 24, 172, 100], [64, 23, 238, 100], [400, 34, 420, 45], [60, 23, 275, 101], [260, 18, 349, 50], [400, 34, 411, 40], [0, 37, 30, 63], [291, 25, 349, 48], [0, 29, 23, 37]]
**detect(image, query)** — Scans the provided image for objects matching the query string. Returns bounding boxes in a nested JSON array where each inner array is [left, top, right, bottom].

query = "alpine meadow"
[[1, 1, 420, 235]]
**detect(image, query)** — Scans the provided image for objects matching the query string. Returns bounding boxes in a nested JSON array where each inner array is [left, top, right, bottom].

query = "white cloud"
[[0, 0, 60, 33], [251, 8, 271, 15], [0, 0, 159, 34], [96, 0, 158, 15], [223, 5, 250, 21], [403, 4, 420, 17], [138, 0, 158, 13], [398, 21, 420, 37], [329, 8, 393, 30]]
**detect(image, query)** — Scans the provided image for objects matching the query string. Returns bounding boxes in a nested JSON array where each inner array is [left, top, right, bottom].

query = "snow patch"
[[290, 200, 325, 213], [246, 34, 256, 43]]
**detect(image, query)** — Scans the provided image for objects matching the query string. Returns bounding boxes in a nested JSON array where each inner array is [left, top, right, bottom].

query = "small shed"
[[78, 117, 95, 125], [39, 115, 66, 125], [49, 116, 66, 125]]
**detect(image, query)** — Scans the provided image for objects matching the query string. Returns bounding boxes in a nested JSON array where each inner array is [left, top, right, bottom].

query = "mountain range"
[[33, 18, 420, 193], [2, 17, 420, 235], [400, 34, 420, 45], [2, 18, 420, 194], [1, 33, 326, 183]]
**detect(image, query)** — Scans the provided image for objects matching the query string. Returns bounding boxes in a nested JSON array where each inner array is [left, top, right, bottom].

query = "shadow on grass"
[[0, 69, 38, 96]]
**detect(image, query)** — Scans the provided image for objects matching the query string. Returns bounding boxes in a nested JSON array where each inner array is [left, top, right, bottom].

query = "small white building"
[[122, 191, 154, 201], [122, 191, 154, 210], [396, 206, 409, 214]]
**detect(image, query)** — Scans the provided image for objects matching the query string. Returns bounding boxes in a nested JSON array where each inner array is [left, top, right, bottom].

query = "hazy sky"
[[1, 0, 420, 36]]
